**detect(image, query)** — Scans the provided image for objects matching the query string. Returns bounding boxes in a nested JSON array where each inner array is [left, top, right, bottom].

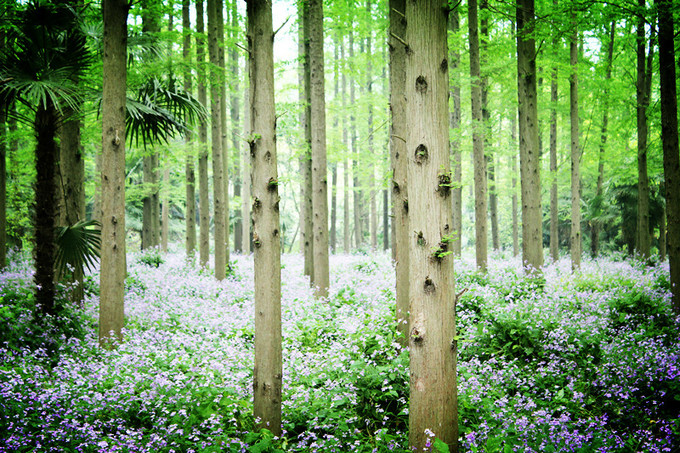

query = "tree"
[[405, 0, 457, 450], [657, 0, 680, 313], [309, 0, 329, 298], [389, 0, 408, 346], [183, 0, 196, 258], [469, 0, 488, 271], [549, 3, 559, 262], [299, 0, 313, 278], [517, 0, 543, 273], [569, 16, 581, 270], [636, 0, 652, 260], [450, 5, 462, 257], [230, 0, 243, 254], [208, 0, 227, 280], [0, 0, 92, 316], [100, 0, 129, 345], [247, 0, 282, 434], [196, 0, 210, 266]]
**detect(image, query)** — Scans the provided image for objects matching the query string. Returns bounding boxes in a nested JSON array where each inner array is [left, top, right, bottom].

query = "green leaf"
[[433, 438, 450, 453]]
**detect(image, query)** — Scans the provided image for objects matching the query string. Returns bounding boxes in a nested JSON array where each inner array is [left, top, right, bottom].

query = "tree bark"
[[309, 0, 329, 298], [183, 0, 196, 259], [450, 5, 462, 257], [161, 164, 169, 251], [350, 30, 362, 249], [300, 1, 313, 277], [242, 82, 252, 254], [231, 0, 242, 253], [247, 0, 282, 433], [469, 0, 488, 271], [517, 0, 543, 274], [569, 17, 581, 270], [342, 39, 351, 254], [100, 0, 128, 346], [366, 1, 376, 251], [389, 0, 408, 348], [196, 0, 210, 266], [549, 11, 559, 262], [405, 2, 457, 450], [657, 0, 680, 313], [511, 122, 519, 257], [217, 0, 230, 266], [208, 0, 227, 279], [636, 0, 651, 260]]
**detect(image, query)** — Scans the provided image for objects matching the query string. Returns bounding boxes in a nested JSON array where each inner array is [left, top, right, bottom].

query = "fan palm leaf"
[[55, 220, 102, 280]]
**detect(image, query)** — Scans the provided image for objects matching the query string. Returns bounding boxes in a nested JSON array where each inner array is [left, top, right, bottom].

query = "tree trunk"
[[366, 3, 376, 251], [383, 188, 389, 250], [300, 1, 313, 277], [450, 5, 462, 256], [389, 0, 408, 348], [231, 0, 242, 253], [242, 83, 252, 254], [100, 0, 128, 346], [517, 0, 543, 274], [511, 125, 519, 257], [183, 0, 196, 259], [208, 0, 227, 279], [591, 22, 615, 258], [350, 31, 362, 249], [247, 0, 282, 433], [330, 164, 337, 252], [342, 39, 351, 254], [161, 164, 169, 251], [196, 0, 210, 266], [636, 0, 652, 260], [0, 102, 5, 270], [217, 0, 230, 267], [469, 0, 488, 272], [405, 2, 457, 450], [309, 0, 329, 298], [549, 13, 559, 262], [657, 0, 680, 313], [569, 17, 581, 270]]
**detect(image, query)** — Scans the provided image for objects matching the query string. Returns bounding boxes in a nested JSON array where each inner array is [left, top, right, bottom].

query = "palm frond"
[[55, 220, 102, 280]]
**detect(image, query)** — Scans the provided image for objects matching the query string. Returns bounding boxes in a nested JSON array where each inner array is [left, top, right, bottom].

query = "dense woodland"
[[0, 0, 679, 451]]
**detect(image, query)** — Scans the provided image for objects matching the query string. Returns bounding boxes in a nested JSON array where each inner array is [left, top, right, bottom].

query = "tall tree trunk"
[[389, 0, 408, 347], [208, 0, 227, 279], [231, 0, 242, 253], [330, 164, 337, 252], [405, 2, 457, 450], [383, 189, 389, 250], [469, 0, 488, 271], [309, 0, 329, 298], [450, 5, 462, 256], [549, 12, 559, 262], [183, 0, 196, 259], [247, 0, 282, 433], [569, 17, 581, 270], [342, 38, 351, 254], [100, 0, 128, 346], [657, 0, 680, 313], [217, 0, 230, 266], [366, 1, 376, 251], [636, 0, 652, 260], [300, 1, 313, 277], [511, 122, 519, 257], [350, 30, 362, 249], [196, 0, 210, 266], [591, 22, 615, 258], [161, 164, 170, 251], [517, 0, 543, 273], [242, 83, 252, 253], [0, 102, 5, 270]]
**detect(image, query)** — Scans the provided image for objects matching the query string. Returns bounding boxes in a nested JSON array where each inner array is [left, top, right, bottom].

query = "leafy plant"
[[136, 247, 164, 267], [55, 220, 101, 280]]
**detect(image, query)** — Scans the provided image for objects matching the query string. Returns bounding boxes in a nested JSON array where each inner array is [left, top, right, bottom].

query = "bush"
[[137, 247, 164, 267]]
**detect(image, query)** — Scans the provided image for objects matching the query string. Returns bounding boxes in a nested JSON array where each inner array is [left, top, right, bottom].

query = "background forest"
[[1, 0, 679, 451]]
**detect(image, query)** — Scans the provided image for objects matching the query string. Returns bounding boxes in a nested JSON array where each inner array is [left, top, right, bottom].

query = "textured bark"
[[217, 0, 230, 266], [309, 0, 329, 298], [183, 0, 196, 258], [242, 83, 252, 254], [511, 122, 519, 257], [58, 110, 85, 227], [208, 0, 227, 279], [34, 102, 58, 316], [549, 14, 559, 262], [383, 189, 389, 250], [450, 6, 462, 256], [367, 2, 376, 251], [350, 31, 362, 249], [247, 0, 282, 433], [389, 0, 408, 347], [231, 0, 242, 253], [569, 18, 581, 270], [342, 40, 351, 254], [405, 2, 457, 450], [657, 0, 680, 313], [469, 0, 488, 271], [517, 0, 543, 273], [300, 1, 313, 277], [591, 22, 615, 258], [100, 0, 128, 346], [636, 0, 651, 260], [161, 165, 169, 251], [330, 164, 337, 252], [196, 0, 210, 266]]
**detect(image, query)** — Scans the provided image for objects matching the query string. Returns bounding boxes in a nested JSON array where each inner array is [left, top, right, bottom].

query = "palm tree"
[[0, 0, 92, 316]]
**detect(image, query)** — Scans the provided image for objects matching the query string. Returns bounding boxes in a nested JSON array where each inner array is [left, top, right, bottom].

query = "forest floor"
[[1, 248, 679, 452]]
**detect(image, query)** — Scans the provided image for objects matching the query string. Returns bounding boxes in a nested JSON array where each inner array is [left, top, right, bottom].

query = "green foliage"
[[136, 247, 164, 268], [55, 220, 101, 280], [607, 290, 674, 332]]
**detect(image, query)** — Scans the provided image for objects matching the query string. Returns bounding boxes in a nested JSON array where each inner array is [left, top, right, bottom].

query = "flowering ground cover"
[[1, 249, 679, 452]]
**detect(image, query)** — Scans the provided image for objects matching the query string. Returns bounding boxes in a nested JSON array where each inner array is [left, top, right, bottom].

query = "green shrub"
[[137, 247, 164, 267]]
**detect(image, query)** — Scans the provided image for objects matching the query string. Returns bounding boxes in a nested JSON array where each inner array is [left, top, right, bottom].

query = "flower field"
[[1, 249, 678, 452]]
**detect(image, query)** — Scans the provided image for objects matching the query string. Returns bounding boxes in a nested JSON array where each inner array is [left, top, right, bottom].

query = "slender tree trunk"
[[161, 164, 170, 251], [389, 0, 408, 347], [450, 5, 462, 256], [242, 83, 252, 254], [217, 0, 230, 267], [208, 0, 227, 279], [196, 0, 210, 266], [569, 17, 581, 270], [511, 126, 519, 257], [405, 2, 457, 450], [637, 0, 652, 260], [100, 0, 128, 346], [330, 165, 337, 252], [247, 0, 282, 433], [549, 14, 559, 262], [300, 1, 313, 277], [592, 22, 615, 258], [517, 0, 543, 273], [309, 0, 329, 298], [469, 0, 488, 271], [0, 102, 5, 270], [659, 205, 666, 261], [657, 0, 680, 313], [231, 0, 242, 253], [366, 2, 376, 251], [350, 30, 362, 249], [183, 0, 196, 259], [383, 189, 389, 250], [342, 39, 351, 254]]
